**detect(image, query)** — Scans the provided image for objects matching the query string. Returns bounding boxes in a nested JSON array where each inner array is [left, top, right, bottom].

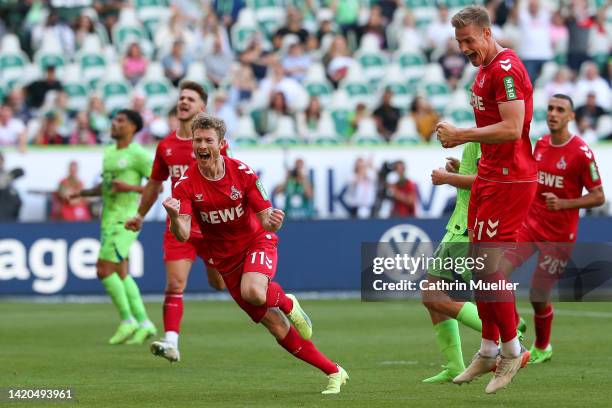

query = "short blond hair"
[[451, 6, 491, 29], [191, 113, 226, 140]]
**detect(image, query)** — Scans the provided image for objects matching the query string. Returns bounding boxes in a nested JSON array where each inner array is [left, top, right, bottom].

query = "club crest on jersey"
[[165, 148, 172, 156], [195, 193, 204, 202], [117, 158, 127, 169], [478, 75, 486, 88], [535, 152, 542, 161], [556, 156, 567, 170], [230, 186, 242, 200]]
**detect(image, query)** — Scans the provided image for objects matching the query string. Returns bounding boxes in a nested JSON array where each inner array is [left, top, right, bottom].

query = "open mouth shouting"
[[197, 149, 212, 161]]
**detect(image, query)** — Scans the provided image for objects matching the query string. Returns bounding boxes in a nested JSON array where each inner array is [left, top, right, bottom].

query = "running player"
[[72, 109, 156, 344], [165, 113, 349, 394], [436, 6, 536, 393], [421, 143, 482, 383], [124, 81, 228, 362], [499, 94, 604, 363]]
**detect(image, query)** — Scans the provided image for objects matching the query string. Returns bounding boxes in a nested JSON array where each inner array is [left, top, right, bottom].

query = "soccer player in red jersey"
[[500, 94, 605, 363], [435, 6, 536, 393], [163, 113, 349, 394], [125, 81, 228, 362]]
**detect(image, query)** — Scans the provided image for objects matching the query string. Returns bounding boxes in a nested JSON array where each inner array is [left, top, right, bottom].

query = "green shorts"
[[98, 221, 139, 263], [427, 231, 472, 282]]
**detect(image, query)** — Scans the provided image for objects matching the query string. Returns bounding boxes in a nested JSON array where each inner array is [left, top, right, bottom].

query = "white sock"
[[165, 331, 179, 348], [479, 339, 499, 357], [501, 336, 521, 358]]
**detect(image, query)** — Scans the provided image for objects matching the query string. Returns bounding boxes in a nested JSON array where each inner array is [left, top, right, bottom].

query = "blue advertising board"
[[1, 217, 611, 295]]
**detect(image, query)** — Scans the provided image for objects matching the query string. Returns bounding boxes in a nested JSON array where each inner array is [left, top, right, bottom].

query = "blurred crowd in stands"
[[0, 0, 608, 152]]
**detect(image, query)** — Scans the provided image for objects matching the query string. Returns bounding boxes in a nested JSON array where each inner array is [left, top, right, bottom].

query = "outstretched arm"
[[125, 179, 164, 231], [432, 168, 477, 190], [72, 183, 102, 198]]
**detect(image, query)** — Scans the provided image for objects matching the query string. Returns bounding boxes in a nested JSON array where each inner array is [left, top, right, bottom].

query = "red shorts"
[[163, 229, 207, 262], [203, 234, 279, 322], [504, 223, 574, 294], [468, 177, 537, 243]]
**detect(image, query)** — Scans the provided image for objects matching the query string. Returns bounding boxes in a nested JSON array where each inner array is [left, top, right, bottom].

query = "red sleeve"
[[491, 57, 528, 103], [242, 166, 271, 213], [173, 179, 193, 217], [150, 142, 169, 181], [579, 146, 602, 191]]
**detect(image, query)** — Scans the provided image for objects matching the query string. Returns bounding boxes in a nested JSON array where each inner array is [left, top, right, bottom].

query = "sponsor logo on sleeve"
[[256, 180, 268, 200], [503, 76, 517, 100], [590, 162, 600, 182]]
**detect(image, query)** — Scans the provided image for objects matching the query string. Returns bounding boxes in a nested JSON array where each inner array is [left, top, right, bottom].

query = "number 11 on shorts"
[[250, 251, 273, 270]]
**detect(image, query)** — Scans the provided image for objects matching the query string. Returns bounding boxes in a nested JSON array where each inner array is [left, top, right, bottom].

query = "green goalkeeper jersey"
[[445, 142, 481, 235], [101, 142, 152, 226]]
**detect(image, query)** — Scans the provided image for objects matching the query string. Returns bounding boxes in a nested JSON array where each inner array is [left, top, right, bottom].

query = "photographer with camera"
[[274, 158, 314, 219], [372, 160, 417, 218], [0, 151, 25, 221]]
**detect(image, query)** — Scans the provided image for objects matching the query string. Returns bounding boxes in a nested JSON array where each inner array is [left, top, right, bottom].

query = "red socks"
[[278, 326, 338, 375], [163, 291, 184, 333], [266, 282, 293, 314], [534, 304, 554, 349], [476, 271, 518, 342], [477, 301, 500, 342]]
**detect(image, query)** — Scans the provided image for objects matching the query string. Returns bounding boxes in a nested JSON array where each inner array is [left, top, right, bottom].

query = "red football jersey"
[[525, 135, 602, 241], [173, 156, 274, 269], [470, 48, 537, 182], [150, 130, 230, 238]]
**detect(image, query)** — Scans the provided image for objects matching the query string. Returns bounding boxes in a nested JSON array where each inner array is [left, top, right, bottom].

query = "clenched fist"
[[163, 197, 181, 218], [268, 208, 285, 231], [445, 157, 460, 173], [542, 192, 565, 211], [125, 215, 143, 231], [431, 168, 449, 185], [436, 122, 462, 148]]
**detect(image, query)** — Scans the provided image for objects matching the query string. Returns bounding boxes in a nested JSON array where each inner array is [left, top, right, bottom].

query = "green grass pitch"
[[1, 299, 611, 407]]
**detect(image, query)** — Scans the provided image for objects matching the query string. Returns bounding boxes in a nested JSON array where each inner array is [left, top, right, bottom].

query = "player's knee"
[[166, 277, 186, 293], [96, 262, 114, 280], [241, 285, 266, 306], [422, 299, 436, 311]]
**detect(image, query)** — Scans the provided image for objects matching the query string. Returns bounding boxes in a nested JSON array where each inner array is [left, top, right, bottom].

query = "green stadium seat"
[[112, 23, 147, 52], [137, 64, 176, 115], [98, 78, 132, 115], [0, 51, 29, 84], [357, 52, 388, 84], [422, 80, 452, 113], [392, 116, 420, 144], [63, 81, 89, 114], [394, 50, 427, 80], [34, 51, 66, 71], [305, 81, 334, 103], [77, 52, 107, 89]]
